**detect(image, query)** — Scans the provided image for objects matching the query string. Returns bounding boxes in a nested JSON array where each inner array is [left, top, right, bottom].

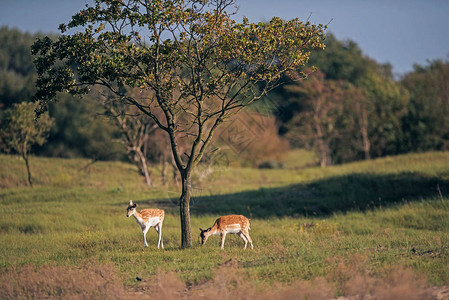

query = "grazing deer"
[[200, 215, 253, 250], [126, 200, 165, 248]]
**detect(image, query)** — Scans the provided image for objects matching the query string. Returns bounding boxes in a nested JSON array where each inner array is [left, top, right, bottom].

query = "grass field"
[[0, 151, 448, 299]]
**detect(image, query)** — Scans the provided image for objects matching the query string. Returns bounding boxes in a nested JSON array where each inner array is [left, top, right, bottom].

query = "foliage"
[[356, 70, 409, 157], [0, 102, 53, 152], [0, 26, 126, 160], [41, 95, 125, 160], [329, 70, 409, 164], [0, 27, 38, 110], [0, 27, 37, 76], [282, 70, 345, 166], [401, 59, 449, 151], [272, 33, 411, 165], [307, 33, 384, 82], [0, 102, 53, 186]]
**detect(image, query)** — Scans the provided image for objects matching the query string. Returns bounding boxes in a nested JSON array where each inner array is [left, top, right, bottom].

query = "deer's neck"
[[133, 211, 145, 225], [208, 224, 220, 236]]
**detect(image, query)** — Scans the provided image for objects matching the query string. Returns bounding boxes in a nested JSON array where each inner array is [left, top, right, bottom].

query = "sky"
[[1, 0, 448, 76]]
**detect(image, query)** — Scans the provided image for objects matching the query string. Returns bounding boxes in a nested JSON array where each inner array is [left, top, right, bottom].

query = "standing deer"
[[199, 215, 253, 249], [126, 200, 165, 248]]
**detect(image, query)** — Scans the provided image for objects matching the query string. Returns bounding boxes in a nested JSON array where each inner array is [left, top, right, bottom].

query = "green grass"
[[0, 151, 448, 295]]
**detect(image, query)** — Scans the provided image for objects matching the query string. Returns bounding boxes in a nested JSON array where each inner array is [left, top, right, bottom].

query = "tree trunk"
[[361, 124, 371, 160], [135, 149, 152, 187], [314, 116, 332, 167], [318, 138, 332, 167], [179, 171, 192, 248], [160, 153, 167, 185], [23, 153, 33, 187], [359, 107, 371, 160], [355, 95, 371, 160]]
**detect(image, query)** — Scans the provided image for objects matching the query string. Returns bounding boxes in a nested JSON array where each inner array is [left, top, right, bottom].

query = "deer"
[[199, 214, 253, 250], [126, 200, 165, 249]]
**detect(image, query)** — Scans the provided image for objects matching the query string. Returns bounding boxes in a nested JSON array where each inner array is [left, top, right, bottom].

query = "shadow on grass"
[[150, 172, 449, 218]]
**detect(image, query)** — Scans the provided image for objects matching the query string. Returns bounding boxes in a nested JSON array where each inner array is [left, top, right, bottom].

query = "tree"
[[327, 84, 371, 164], [283, 70, 344, 167], [351, 86, 370, 160], [401, 59, 449, 151], [0, 27, 40, 111], [32, 0, 326, 248], [357, 70, 409, 158], [273, 33, 380, 144], [272, 34, 409, 164], [0, 101, 54, 186], [306, 33, 383, 83], [0, 27, 127, 161], [96, 87, 159, 186]]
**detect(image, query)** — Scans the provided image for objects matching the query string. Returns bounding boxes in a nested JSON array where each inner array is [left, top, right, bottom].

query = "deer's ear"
[[199, 227, 204, 231], [133, 204, 137, 208]]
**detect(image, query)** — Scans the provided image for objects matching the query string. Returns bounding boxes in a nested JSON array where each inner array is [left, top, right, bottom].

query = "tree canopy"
[[0, 101, 54, 186], [401, 59, 449, 151]]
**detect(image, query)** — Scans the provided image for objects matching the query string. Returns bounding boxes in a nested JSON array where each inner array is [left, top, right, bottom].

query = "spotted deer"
[[200, 215, 253, 249], [126, 200, 165, 248]]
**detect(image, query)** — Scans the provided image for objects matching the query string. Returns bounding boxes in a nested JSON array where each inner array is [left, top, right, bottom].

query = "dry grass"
[[331, 254, 432, 300], [1, 256, 441, 300], [0, 263, 128, 299], [132, 261, 336, 300]]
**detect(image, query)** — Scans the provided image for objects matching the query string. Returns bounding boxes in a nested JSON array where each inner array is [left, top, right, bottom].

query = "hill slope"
[[0, 152, 448, 298]]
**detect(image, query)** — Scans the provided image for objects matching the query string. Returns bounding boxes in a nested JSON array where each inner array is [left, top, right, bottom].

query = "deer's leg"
[[242, 229, 253, 249], [220, 232, 227, 250], [154, 225, 160, 248], [155, 223, 163, 249], [160, 224, 164, 249], [238, 232, 248, 249], [142, 226, 150, 247]]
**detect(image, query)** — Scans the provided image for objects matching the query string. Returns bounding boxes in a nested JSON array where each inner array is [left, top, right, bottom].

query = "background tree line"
[[1, 26, 448, 170], [269, 33, 449, 166]]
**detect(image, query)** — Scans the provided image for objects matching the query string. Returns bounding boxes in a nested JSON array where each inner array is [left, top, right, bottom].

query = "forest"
[[1, 25, 448, 172]]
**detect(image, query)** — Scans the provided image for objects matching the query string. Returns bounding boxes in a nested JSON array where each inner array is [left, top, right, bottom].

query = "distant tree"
[[274, 33, 379, 136], [401, 59, 449, 151], [272, 34, 409, 164], [96, 87, 159, 186], [32, 0, 325, 248], [0, 27, 40, 110], [112, 108, 157, 186], [358, 70, 409, 158], [320, 71, 408, 163], [352, 87, 370, 160], [0, 27, 125, 161], [283, 70, 344, 166], [324, 84, 372, 164], [0, 101, 54, 186], [307, 34, 407, 160], [306, 33, 382, 83], [0, 26, 37, 76], [41, 95, 125, 161], [339, 85, 371, 161]]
